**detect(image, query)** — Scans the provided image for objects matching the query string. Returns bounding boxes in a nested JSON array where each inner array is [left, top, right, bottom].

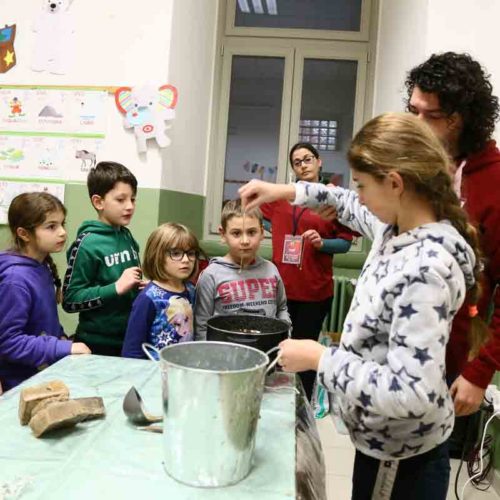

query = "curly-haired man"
[[406, 52, 500, 418]]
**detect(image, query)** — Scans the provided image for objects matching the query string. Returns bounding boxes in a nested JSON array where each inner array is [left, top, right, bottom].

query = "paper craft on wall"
[[0, 86, 107, 181], [0, 24, 17, 74], [115, 84, 178, 154], [0, 180, 65, 225], [32, 0, 76, 75]]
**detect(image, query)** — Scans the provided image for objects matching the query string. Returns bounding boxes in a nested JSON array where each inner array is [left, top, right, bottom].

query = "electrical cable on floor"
[[454, 401, 495, 500], [460, 409, 500, 500]]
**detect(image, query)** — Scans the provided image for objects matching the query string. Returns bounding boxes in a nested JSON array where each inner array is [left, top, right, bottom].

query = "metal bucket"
[[156, 341, 270, 487]]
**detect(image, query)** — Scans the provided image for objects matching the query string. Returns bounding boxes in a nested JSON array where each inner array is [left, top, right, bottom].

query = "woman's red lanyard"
[[292, 206, 307, 236]]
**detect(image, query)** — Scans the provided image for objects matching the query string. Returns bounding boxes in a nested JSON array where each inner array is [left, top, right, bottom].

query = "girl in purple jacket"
[[0, 193, 90, 393]]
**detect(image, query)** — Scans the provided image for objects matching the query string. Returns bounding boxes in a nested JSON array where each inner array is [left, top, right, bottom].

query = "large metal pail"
[[158, 341, 269, 487]]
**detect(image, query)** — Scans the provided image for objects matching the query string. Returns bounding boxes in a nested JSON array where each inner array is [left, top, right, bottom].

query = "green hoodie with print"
[[62, 220, 140, 348]]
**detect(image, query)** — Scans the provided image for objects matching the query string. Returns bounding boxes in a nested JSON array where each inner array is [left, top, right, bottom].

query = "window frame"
[[207, 39, 295, 233], [225, 0, 373, 42], [205, 39, 369, 236]]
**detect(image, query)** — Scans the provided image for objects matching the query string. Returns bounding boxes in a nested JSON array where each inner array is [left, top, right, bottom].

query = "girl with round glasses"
[[122, 223, 200, 358], [260, 142, 355, 399]]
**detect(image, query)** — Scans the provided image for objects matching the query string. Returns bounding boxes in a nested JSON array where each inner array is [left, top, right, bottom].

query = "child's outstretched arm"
[[193, 271, 216, 341], [239, 179, 381, 240], [0, 283, 72, 367], [122, 293, 156, 359], [293, 182, 381, 240]]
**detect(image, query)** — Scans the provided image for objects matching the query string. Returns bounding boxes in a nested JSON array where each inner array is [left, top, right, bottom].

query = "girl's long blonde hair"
[[142, 222, 200, 282], [348, 112, 489, 356], [7, 192, 66, 304]]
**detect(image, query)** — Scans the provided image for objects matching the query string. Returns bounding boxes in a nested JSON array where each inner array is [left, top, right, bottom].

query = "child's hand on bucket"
[[277, 339, 326, 373]]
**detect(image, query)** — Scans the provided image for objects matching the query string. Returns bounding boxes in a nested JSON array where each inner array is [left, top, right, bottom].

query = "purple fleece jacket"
[[0, 252, 72, 391]]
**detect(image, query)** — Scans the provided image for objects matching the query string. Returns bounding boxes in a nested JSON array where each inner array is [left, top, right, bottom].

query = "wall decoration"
[[8, 96, 24, 117], [0, 180, 65, 224], [0, 86, 107, 181], [0, 24, 16, 74], [75, 149, 96, 172], [115, 84, 178, 154], [32, 0, 76, 75]]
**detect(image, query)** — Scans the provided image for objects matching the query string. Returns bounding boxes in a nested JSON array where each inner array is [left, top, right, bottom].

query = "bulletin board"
[[0, 85, 111, 182]]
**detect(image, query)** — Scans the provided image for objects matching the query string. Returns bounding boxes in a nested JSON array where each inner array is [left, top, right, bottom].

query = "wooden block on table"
[[28, 397, 105, 438], [19, 380, 69, 425]]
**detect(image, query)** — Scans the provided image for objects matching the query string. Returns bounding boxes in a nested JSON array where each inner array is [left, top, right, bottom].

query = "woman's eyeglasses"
[[167, 249, 199, 261], [292, 155, 316, 168]]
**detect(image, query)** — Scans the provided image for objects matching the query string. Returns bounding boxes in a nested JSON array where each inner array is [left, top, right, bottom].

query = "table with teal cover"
[[0, 355, 298, 499]]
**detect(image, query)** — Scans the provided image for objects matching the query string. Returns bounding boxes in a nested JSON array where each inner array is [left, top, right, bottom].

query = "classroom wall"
[[163, 0, 219, 196], [0, 0, 212, 332], [373, 0, 500, 146], [0, 0, 176, 188]]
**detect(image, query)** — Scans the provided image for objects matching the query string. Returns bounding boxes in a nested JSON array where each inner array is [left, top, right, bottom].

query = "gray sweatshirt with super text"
[[194, 256, 291, 340]]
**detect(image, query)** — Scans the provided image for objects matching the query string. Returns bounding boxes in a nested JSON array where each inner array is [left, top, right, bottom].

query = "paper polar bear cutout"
[[115, 84, 178, 154], [32, 0, 76, 74]]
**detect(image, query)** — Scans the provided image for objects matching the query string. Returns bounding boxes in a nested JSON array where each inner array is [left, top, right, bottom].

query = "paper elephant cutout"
[[115, 84, 178, 154]]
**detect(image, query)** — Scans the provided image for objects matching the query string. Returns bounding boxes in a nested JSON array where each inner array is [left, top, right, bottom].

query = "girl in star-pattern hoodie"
[[239, 113, 489, 500]]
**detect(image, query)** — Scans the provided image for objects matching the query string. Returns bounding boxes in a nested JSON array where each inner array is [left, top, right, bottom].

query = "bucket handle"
[[142, 343, 160, 362], [265, 346, 282, 374], [143, 342, 282, 373]]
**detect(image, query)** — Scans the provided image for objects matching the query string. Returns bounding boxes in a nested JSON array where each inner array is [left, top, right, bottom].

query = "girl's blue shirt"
[[122, 280, 196, 359]]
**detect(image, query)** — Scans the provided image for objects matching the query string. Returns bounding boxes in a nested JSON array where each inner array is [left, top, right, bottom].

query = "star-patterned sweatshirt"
[[294, 181, 476, 460]]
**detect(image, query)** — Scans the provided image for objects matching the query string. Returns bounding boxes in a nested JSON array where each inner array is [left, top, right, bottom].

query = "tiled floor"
[[316, 416, 500, 500]]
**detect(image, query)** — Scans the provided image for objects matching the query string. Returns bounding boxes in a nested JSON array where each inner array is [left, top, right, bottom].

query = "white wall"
[[0, 0, 174, 188], [373, 0, 500, 142], [372, 0, 428, 116], [163, 0, 219, 195]]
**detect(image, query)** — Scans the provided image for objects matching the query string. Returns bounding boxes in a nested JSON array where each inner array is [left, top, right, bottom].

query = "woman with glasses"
[[122, 223, 200, 358], [260, 142, 355, 399]]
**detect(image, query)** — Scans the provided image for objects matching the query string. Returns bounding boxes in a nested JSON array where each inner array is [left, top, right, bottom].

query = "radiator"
[[322, 276, 357, 336]]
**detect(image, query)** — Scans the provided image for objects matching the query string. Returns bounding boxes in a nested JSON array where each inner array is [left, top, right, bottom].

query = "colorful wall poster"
[[0, 87, 107, 135], [0, 180, 65, 224]]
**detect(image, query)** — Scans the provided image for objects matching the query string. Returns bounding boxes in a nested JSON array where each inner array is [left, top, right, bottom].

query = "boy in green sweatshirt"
[[63, 161, 142, 355]]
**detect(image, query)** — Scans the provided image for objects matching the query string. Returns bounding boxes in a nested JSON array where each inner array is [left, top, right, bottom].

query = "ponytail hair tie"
[[468, 305, 479, 318], [54, 278, 62, 288]]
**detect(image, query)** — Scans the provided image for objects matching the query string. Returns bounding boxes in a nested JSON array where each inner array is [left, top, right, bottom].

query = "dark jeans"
[[287, 297, 333, 400], [351, 441, 450, 500]]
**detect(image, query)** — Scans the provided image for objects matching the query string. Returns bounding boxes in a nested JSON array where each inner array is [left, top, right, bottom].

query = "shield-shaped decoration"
[[0, 24, 16, 73]]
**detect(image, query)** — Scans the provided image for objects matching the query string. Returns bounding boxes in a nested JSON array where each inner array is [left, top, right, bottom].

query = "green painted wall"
[[158, 188, 205, 238]]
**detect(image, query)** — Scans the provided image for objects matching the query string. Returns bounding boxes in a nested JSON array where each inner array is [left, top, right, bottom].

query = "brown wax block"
[[72, 397, 106, 421], [28, 398, 106, 438], [30, 395, 69, 418], [19, 380, 69, 425], [29, 400, 87, 437]]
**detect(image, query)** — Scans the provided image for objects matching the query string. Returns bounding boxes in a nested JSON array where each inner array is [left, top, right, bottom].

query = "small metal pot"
[[206, 314, 290, 353]]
